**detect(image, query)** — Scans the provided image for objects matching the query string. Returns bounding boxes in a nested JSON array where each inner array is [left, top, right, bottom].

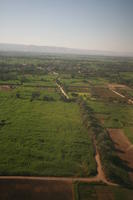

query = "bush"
[[31, 91, 40, 101], [43, 95, 55, 101], [78, 97, 132, 188], [16, 92, 20, 98]]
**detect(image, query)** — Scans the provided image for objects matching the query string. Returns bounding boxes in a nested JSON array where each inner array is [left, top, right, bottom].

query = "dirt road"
[[0, 143, 117, 186], [111, 89, 125, 98], [0, 84, 115, 186], [109, 88, 133, 104], [56, 83, 69, 99], [0, 82, 117, 189]]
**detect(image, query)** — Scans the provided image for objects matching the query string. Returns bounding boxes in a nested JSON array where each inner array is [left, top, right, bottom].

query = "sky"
[[0, 0, 133, 53]]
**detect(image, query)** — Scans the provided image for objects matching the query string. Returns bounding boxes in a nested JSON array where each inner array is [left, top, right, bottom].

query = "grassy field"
[[0, 74, 57, 86], [14, 86, 60, 101], [86, 99, 133, 143], [23, 74, 57, 87], [1, 54, 133, 189], [88, 77, 109, 86], [0, 88, 96, 176], [61, 78, 89, 87]]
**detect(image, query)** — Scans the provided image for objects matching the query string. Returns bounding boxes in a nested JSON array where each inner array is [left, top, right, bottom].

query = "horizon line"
[[0, 42, 133, 55]]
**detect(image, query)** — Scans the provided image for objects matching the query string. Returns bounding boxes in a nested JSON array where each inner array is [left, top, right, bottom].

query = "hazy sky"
[[0, 0, 133, 52]]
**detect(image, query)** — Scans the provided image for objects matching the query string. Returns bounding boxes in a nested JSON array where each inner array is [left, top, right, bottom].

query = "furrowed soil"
[[108, 129, 133, 182], [77, 183, 133, 200], [95, 186, 114, 200], [0, 179, 73, 200]]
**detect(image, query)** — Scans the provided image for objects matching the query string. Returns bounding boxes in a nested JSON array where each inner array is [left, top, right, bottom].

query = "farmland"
[[0, 87, 96, 176], [75, 182, 133, 200], [0, 53, 133, 198], [0, 179, 73, 200]]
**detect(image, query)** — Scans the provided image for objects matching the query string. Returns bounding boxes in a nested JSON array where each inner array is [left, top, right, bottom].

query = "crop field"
[[75, 183, 133, 200], [14, 86, 60, 101], [0, 54, 133, 197], [0, 74, 57, 87], [61, 77, 89, 87], [0, 179, 73, 200], [0, 87, 96, 176], [88, 77, 109, 86], [23, 74, 57, 87], [86, 99, 133, 143], [91, 87, 123, 101]]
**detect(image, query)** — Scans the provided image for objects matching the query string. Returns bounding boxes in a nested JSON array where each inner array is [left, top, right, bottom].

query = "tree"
[[16, 92, 20, 98], [31, 91, 40, 101]]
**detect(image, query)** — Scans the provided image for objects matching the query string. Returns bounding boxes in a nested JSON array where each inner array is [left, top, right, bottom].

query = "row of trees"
[[78, 97, 133, 188], [16, 91, 55, 102]]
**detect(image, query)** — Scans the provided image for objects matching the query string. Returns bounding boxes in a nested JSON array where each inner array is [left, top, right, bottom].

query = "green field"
[[0, 88, 96, 176], [0, 54, 133, 188], [86, 99, 133, 143], [61, 77, 89, 87], [14, 86, 60, 101]]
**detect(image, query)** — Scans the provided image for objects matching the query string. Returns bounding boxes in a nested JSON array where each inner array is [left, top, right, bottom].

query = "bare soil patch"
[[0, 179, 73, 200], [108, 84, 128, 90], [108, 84, 133, 104], [96, 187, 114, 200], [0, 85, 12, 91], [108, 129, 133, 181], [67, 86, 90, 93], [91, 87, 120, 100]]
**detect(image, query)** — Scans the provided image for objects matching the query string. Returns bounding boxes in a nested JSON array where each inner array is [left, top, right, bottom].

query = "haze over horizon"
[[0, 0, 133, 53]]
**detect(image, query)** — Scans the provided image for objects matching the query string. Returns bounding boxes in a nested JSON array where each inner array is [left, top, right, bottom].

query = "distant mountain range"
[[0, 43, 133, 57]]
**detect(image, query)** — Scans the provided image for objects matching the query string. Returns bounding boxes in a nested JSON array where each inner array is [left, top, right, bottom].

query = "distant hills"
[[0, 43, 133, 57]]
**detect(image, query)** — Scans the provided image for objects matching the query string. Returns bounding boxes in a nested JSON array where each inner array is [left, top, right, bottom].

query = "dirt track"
[[56, 83, 69, 99], [0, 83, 118, 199], [111, 89, 125, 98], [110, 88, 133, 104], [0, 131, 117, 200], [0, 83, 116, 186], [108, 84, 133, 104], [0, 144, 117, 186]]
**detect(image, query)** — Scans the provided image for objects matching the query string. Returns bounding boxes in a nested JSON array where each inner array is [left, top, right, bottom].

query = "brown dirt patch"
[[0, 85, 12, 91], [0, 179, 73, 200], [108, 84, 128, 90], [96, 187, 114, 200], [78, 184, 115, 200], [108, 129, 133, 181], [91, 87, 120, 100], [67, 86, 90, 92]]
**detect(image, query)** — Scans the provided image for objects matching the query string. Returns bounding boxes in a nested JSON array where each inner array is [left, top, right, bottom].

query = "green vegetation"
[[87, 100, 133, 143], [0, 53, 133, 189], [78, 98, 132, 187], [14, 86, 60, 101], [0, 89, 96, 176]]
